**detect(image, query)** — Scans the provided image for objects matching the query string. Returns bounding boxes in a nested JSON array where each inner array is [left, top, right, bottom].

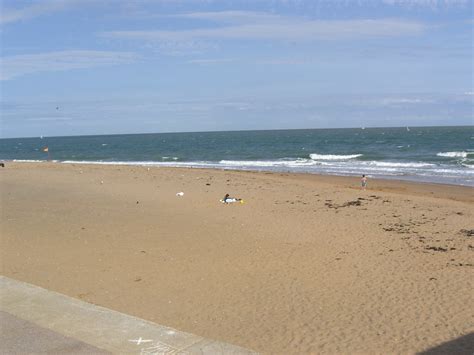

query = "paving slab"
[[0, 311, 110, 354], [0, 276, 257, 354]]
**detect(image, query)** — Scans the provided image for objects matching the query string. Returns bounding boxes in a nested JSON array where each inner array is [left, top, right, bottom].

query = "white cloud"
[[1, 0, 468, 27], [257, 57, 314, 65], [379, 97, 426, 105], [0, 0, 80, 25], [149, 40, 217, 56], [381, 0, 469, 7], [102, 12, 427, 43], [175, 11, 287, 24], [0, 50, 139, 80], [26, 117, 74, 122], [187, 58, 237, 64], [0, 0, 125, 25]]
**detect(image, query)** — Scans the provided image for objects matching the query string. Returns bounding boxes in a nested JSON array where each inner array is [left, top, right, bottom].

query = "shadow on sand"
[[418, 332, 474, 355]]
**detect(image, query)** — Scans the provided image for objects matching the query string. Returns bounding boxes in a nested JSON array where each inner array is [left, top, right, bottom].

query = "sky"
[[0, 0, 473, 138]]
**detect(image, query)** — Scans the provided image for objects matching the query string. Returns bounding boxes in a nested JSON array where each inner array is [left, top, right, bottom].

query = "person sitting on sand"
[[361, 175, 368, 190]]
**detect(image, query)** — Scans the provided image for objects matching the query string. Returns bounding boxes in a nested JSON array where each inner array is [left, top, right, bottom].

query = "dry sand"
[[1, 162, 473, 354]]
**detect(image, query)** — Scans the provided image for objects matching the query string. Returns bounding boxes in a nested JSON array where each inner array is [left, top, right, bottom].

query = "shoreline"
[[5, 159, 474, 192], [1, 162, 473, 353]]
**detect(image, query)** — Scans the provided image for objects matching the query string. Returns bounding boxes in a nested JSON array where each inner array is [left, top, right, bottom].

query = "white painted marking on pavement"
[[129, 337, 153, 345]]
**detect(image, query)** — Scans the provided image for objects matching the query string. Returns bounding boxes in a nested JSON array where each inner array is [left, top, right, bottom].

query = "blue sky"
[[1, 0, 472, 138]]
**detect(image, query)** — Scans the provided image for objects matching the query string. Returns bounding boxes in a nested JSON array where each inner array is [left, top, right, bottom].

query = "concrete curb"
[[0, 276, 257, 354]]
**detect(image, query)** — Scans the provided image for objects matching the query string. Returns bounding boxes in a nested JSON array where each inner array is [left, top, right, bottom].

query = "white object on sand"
[[220, 198, 244, 204], [176, 192, 184, 196]]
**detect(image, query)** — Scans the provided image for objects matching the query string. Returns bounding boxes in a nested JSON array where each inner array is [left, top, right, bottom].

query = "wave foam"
[[309, 153, 362, 160], [33, 159, 473, 186], [437, 151, 468, 158], [61, 160, 210, 167], [13, 159, 46, 163], [219, 159, 322, 167], [363, 161, 435, 168], [162, 156, 179, 160]]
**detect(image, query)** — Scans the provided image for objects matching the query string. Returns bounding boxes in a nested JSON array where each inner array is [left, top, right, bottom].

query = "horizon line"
[[1, 124, 473, 140]]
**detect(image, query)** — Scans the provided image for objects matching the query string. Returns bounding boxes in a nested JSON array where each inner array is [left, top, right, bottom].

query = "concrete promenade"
[[0, 276, 256, 354]]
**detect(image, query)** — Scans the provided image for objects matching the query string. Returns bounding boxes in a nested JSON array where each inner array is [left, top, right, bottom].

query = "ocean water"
[[1, 126, 473, 186]]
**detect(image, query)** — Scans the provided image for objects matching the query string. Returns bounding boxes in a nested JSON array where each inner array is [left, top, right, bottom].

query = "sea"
[[1, 126, 473, 186]]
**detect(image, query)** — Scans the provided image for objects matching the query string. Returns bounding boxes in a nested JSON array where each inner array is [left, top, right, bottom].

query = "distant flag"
[[43, 147, 49, 152]]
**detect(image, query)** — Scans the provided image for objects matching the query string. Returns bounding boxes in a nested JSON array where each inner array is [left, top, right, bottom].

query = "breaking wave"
[[219, 159, 330, 167], [362, 161, 435, 168], [13, 159, 45, 163], [437, 151, 468, 158], [9, 156, 474, 187], [309, 153, 363, 160]]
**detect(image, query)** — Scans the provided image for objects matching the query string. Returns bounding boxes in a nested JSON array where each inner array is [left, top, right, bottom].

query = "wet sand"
[[1, 162, 473, 354]]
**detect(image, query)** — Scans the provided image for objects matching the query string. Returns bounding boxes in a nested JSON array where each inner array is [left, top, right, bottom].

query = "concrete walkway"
[[1, 311, 110, 354], [0, 276, 256, 354]]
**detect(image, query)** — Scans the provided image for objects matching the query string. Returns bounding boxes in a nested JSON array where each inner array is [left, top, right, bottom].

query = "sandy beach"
[[1, 162, 473, 354]]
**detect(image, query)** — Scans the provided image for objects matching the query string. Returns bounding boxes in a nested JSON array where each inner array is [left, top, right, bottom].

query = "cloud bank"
[[0, 50, 139, 80], [0, 0, 85, 25], [102, 12, 427, 43]]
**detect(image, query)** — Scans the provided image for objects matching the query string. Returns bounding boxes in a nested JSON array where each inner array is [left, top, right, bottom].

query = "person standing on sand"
[[361, 175, 368, 190]]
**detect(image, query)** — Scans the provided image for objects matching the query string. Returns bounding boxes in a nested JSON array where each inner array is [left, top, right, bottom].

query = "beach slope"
[[1, 162, 473, 354]]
